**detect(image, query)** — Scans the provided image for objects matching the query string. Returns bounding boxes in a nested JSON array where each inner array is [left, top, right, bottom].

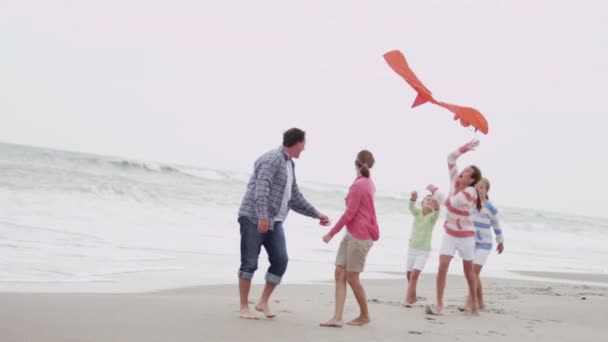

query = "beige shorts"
[[335, 232, 373, 273]]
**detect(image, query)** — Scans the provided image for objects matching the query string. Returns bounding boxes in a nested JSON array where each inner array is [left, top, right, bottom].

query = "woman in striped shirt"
[[426, 140, 483, 316]]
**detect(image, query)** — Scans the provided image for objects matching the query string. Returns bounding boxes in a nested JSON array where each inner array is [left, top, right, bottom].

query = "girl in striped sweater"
[[425, 140, 483, 316], [460, 177, 504, 312]]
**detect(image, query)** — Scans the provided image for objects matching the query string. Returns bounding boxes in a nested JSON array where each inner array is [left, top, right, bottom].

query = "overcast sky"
[[1, 0, 607, 218]]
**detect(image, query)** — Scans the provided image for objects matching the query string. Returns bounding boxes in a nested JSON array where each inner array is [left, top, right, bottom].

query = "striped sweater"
[[473, 200, 504, 250], [429, 147, 478, 238]]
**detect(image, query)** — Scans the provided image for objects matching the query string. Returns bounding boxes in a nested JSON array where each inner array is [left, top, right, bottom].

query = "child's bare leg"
[[405, 269, 421, 305], [474, 264, 484, 309], [345, 271, 370, 326], [320, 266, 347, 327], [404, 270, 411, 304], [463, 260, 479, 316]]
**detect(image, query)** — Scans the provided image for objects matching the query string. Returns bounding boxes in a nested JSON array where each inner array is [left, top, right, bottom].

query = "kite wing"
[[383, 50, 489, 134], [383, 50, 436, 108], [437, 102, 489, 134]]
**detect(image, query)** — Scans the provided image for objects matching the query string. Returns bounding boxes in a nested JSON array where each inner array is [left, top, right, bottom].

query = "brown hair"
[[355, 150, 375, 177], [469, 165, 483, 211], [480, 177, 490, 200]]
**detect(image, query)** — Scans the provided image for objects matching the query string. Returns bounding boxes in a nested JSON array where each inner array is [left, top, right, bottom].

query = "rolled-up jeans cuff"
[[238, 271, 254, 280], [265, 272, 282, 284]]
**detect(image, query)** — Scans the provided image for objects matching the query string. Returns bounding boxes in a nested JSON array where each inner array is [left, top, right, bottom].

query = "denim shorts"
[[238, 216, 288, 284]]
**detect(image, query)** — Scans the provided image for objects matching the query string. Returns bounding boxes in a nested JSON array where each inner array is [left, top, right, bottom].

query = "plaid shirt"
[[239, 147, 320, 222]]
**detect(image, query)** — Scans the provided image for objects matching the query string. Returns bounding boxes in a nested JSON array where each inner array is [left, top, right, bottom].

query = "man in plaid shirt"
[[238, 128, 329, 319]]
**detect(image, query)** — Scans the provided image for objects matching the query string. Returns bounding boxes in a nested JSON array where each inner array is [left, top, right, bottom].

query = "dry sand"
[[1, 272, 607, 341]]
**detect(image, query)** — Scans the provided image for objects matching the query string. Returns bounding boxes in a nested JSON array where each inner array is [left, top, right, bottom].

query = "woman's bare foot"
[[425, 305, 443, 315], [255, 302, 276, 318], [347, 316, 370, 326], [403, 298, 417, 307], [240, 308, 259, 320], [320, 318, 343, 328]]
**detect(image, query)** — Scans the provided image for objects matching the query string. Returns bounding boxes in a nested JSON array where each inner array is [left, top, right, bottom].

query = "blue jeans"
[[238, 216, 288, 284]]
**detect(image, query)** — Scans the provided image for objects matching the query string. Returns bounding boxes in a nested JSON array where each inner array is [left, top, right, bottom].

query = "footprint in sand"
[[486, 330, 507, 336]]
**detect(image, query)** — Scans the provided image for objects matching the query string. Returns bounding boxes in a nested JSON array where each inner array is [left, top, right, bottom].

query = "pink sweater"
[[429, 147, 478, 238], [328, 176, 380, 241]]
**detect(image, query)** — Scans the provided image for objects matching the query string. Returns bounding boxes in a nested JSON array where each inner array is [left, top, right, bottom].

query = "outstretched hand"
[[322, 233, 332, 243], [410, 190, 418, 201], [319, 214, 331, 226], [460, 139, 480, 153]]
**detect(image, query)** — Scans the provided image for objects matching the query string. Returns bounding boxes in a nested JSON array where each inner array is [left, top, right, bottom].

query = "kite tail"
[[411, 93, 431, 108]]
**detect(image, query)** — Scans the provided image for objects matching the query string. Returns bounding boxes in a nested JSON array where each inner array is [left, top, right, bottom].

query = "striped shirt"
[[473, 200, 504, 250], [430, 147, 478, 238], [238, 147, 320, 224]]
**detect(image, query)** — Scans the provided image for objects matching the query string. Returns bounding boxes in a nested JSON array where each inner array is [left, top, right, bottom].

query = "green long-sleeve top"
[[408, 200, 440, 251]]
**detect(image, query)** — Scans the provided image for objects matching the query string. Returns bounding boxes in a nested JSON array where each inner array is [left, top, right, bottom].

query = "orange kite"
[[383, 50, 489, 134]]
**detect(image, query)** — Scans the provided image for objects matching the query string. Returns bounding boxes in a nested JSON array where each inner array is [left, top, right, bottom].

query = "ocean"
[[1, 142, 607, 293]]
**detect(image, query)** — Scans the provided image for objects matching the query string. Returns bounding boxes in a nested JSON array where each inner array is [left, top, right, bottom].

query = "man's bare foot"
[[320, 318, 343, 328], [425, 305, 443, 315], [255, 302, 276, 318], [347, 316, 370, 326], [240, 308, 259, 320]]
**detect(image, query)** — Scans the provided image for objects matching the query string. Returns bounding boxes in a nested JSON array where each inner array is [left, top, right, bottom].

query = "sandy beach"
[[1, 272, 607, 342]]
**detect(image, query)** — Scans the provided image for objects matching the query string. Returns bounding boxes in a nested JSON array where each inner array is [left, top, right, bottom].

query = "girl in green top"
[[404, 190, 440, 307]]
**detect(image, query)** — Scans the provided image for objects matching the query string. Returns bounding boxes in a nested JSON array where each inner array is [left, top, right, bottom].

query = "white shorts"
[[473, 248, 491, 266], [439, 234, 475, 261], [406, 248, 430, 271]]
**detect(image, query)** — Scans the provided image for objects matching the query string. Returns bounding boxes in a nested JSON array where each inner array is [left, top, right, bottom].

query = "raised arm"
[[427, 184, 446, 206], [289, 176, 321, 219], [409, 190, 420, 216], [448, 140, 480, 185]]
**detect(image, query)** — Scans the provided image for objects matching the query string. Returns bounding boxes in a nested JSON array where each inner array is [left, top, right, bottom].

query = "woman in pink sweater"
[[320, 150, 379, 328], [426, 140, 483, 316]]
